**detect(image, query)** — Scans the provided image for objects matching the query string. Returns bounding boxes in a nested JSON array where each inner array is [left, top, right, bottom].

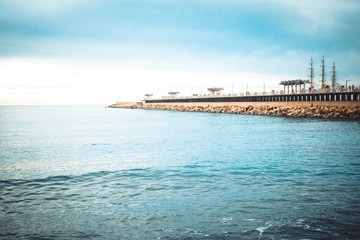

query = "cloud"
[[0, 0, 359, 104], [0, 0, 89, 15], [273, 0, 360, 31], [0, 0, 359, 56], [0, 56, 295, 105], [269, 0, 360, 52]]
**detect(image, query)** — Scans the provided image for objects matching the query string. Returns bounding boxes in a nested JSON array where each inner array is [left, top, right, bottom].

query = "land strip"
[[109, 102, 360, 120]]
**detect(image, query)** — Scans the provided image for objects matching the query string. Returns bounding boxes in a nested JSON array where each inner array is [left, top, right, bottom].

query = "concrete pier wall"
[[145, 92, 360, 104], [141, 101, 360, 108]]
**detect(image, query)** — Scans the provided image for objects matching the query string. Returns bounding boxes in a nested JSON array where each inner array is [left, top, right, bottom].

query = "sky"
[[0, 0, 359, 105]]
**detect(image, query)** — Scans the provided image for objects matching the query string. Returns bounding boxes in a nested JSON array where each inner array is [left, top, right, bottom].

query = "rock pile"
[[109, 103, 360, 120]]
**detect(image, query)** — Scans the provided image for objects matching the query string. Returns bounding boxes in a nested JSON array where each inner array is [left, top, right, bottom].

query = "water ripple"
[[1, 106, 360, 239]]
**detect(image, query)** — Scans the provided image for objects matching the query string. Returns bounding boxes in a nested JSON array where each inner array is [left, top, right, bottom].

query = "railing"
[[145, 88, 360, 101]]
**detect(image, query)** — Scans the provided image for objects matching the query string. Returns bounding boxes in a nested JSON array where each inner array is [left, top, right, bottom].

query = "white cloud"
[[0, 56, 294, 105], [271, 0, 360, 34], [1, 45, 358, 105], [0, 0, 90, 15], [1, 0, 359, 106]]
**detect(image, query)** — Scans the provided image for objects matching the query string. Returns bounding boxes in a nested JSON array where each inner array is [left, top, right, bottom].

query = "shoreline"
[[109, 102, 360, 120]]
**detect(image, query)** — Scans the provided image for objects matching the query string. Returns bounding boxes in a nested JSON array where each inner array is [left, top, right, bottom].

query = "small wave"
[[255, 223, 272, 239], [243, 218, 257, 221], [221, 217, 233, 225]]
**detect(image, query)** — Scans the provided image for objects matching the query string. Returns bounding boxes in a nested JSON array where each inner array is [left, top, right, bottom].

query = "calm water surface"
[[0, 106, 360, 239]]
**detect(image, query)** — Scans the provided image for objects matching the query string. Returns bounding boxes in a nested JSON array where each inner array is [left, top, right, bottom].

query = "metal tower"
[[321, 55, 325, 92], [331, 61, 336, 91], [309, 57, 314, 92]]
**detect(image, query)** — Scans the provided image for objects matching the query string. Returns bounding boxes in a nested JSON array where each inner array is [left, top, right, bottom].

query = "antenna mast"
[[309, 57, 314, 92], [321, 55, 325, 92], [331, 61, 336, 91]]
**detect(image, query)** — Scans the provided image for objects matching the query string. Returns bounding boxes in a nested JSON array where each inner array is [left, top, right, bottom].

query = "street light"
[[345, 80, 352, 91]]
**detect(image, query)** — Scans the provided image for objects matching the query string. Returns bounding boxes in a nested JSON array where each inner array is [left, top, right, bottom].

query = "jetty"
[[144, 90, 360, 104], [110, 57, 360, 120]]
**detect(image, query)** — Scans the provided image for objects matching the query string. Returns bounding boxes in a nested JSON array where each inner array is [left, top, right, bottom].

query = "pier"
[[144, 91, 360, 103], [143, 56, 360, 104], [112, 56, 360, 119]]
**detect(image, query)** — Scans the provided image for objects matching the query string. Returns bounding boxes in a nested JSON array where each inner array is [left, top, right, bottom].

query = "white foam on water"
[[256, 226, 266, 234], [255, 223, 272, 239], [221, 217, 233, 224], [243, 218, 257, 221]]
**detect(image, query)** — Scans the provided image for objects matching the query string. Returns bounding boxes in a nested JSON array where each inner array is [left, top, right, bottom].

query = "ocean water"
[[0, 105, 360, 239]]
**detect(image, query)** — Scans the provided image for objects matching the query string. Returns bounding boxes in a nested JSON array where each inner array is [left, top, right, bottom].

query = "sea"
[[0, 105, 359, 239]]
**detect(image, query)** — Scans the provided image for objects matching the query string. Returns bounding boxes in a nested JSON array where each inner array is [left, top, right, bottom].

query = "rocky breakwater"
[[109, 103, 360, 120]]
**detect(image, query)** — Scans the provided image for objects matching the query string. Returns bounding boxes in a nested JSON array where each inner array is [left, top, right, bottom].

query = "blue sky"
[[0, 0, 359, 104]]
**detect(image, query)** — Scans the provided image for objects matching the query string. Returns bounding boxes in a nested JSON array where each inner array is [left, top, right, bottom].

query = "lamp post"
[[346, 80, 352, 91]]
